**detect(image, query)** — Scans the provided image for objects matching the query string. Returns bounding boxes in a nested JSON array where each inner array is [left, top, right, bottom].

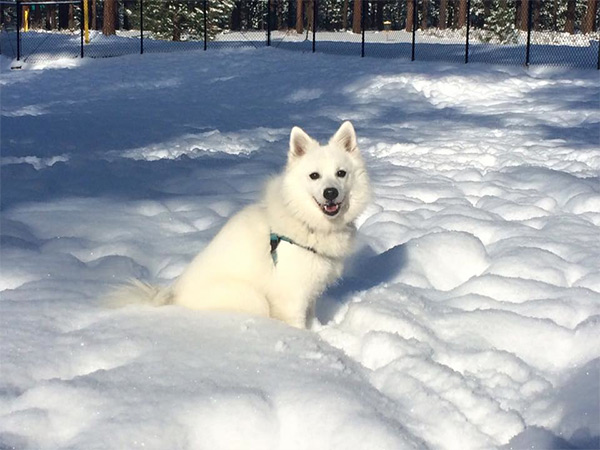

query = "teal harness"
[[270, 232, 317, 265]]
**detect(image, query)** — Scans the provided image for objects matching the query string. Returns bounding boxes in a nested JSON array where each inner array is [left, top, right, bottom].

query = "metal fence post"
[[361, 0, 366, 57], [266, 0, 271, 46], [312, 0, 317, 53], [525, 0, 532, 66], [80, 0, 84, 57], [465, 0, 470, 63], [411, 0, 417, 61], [140, 0, 144, 54], [16, 0, 21, 61], [203, 0, 208, 50]]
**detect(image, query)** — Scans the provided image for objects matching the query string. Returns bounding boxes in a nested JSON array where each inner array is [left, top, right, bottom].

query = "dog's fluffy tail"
[[104, 280, 173, 309]]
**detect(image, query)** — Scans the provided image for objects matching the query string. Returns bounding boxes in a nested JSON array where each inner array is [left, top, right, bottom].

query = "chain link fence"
[[2, 0, 599, 68]]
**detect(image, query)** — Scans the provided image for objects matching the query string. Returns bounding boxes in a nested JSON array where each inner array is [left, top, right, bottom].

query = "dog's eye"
[[336, 170, 347, 178], [309, 172, 320, 180]]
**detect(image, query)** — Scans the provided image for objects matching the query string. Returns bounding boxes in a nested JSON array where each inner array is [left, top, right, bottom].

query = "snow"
[[1, 47, 599, 450]]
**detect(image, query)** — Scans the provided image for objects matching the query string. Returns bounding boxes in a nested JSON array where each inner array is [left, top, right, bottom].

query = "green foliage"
[[143, 0, 234, 41], [481, 0, 519, 44]]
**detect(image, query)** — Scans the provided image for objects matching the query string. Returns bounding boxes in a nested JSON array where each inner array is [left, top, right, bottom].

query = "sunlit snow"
[[1, 48, 599, 450]]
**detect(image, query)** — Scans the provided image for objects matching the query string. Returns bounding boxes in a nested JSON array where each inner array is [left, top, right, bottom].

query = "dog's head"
[[282, 122, 371, 230]]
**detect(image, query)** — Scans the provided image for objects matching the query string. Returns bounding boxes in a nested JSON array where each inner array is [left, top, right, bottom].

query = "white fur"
[[111, 122, 370, 328]]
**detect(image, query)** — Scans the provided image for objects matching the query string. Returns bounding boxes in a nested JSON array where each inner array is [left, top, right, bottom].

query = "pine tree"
[[144, 0, 234, 41], [481, 0, 518, 43]]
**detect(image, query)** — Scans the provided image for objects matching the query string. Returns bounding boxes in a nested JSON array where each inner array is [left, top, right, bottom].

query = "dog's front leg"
[[268, 293, 313, 329]]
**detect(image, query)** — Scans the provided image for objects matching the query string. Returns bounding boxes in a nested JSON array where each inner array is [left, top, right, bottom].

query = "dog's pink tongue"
[[325, 204, 339, 213]]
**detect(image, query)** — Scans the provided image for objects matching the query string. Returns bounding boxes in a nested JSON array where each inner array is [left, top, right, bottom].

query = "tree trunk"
[[58, 4, 69, 29], [91, 0, 97, 30], [457, 0, 467, 28], [32, 4, 43, 28], [533, 0, 541, 31], [46, 5, 56, 30], [582, 0, 598, 33], [452, 0, 459, 28], [231, 3, 241, 30], [421, 0, 428, 30], [305, 0, 313, 38], [483, 0, 491, 17], [123, 1, 131, 30], [340, 0, 348, 29], [376, 0, 383, 30], [296, 0, 303, 33], [439, 0, 448, 29], [69, 4, 75, 29], [172, 12, 181, 41], [519, 0, 528, 31], [276, 0, 283, 29], [406, 0, 414, 32], [244, 1, 250, 29], [352, 0, 361, 34], [342, 0, 349, 29], [564, 0, 576, 34], [102, 0, 116, 35]]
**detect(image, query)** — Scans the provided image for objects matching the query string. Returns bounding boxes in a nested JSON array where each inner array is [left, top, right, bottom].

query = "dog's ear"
[[289, 126, 314, 158], [330, 121, 358, 153]]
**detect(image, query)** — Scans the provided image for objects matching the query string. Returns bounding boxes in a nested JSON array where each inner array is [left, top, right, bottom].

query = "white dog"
[[114, 122, 370, 328]]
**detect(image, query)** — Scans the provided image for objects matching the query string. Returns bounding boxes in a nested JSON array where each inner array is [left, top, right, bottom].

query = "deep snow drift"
[[1, 48, 599, 450]]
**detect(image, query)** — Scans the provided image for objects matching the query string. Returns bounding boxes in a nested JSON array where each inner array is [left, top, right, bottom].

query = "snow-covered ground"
[[1, 48, 599, 449]]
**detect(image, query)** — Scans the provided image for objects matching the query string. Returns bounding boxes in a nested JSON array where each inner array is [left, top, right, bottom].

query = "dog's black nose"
[[323, 188, 339, 201]]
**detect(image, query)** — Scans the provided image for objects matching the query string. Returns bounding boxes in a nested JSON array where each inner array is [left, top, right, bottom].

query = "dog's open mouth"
[[316, 200, 342, 217]]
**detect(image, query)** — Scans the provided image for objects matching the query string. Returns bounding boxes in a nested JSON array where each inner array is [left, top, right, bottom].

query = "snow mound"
[[399, 231, 490, 290]]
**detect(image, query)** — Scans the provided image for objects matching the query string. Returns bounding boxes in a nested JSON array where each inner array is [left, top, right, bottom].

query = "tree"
[[342, 0, 349, 29], [519, 0, 528, 31], [91, 0, 97, 30], [421, 0, 428, 29], [564, 0, 576, 33], [305, 0, 314, 37], [551, 0, 560, 29], [533, 0, 541, 31], [31, 5, 43, 28], [439, 0, 448, 30], [231, 1, 241, 30], [296, 0, 303, 32], [46, 5, 57, 30], [144, 0, 234, 41], [482, 0, 518, 43], [376, 0, 384, 30], [352, 0, 361, 33], [405, 0, 414, 32], [276, 0, 283, 29], [102, 0, 116, 35], [582, 0, 598, 33], [457, 0, 467, 28], [58, 4, 69, 30]]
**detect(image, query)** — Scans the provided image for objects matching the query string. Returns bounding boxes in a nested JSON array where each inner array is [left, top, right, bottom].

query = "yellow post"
[[83, 0, 89, 43], [23, 7, 29, 31]]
